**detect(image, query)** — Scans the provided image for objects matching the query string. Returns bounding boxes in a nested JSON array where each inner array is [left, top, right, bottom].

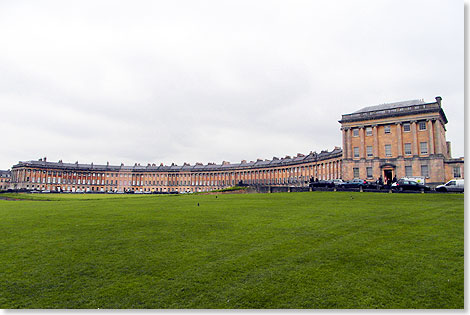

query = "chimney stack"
[[435, 96, 442, 106]]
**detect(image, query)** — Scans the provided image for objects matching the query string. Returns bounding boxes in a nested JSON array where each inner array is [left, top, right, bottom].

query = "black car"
[[309, 180, 334, 188], [339, 178, 369, 188], [392, 179, 430, 192]]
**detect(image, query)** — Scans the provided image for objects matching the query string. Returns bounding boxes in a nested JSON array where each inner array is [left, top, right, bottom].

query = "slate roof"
[[13, 148, 342, 173], [0, 170, 11, 177], [340, 97, 447, 124], [352, 99, 426, 114]]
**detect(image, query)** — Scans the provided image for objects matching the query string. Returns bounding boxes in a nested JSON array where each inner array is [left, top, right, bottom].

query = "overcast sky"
[[0, 0, 463, 169]]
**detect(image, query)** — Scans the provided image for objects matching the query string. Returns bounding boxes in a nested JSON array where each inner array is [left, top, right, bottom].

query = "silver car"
[[436, 179, 464, 192]]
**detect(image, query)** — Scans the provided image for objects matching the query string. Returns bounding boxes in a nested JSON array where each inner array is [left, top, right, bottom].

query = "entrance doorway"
[[383, 169, 393, 185]]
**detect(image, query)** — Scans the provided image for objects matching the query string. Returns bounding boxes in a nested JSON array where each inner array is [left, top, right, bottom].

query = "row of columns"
[[14, 159, 344, 189]]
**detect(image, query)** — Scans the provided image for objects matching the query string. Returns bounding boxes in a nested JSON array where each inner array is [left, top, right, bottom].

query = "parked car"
[[310, 180, 334, 188], [339, 179, 369, 188], [392, 179, 430, 192], [435, 179, 464, 192], [331, 179, 344, 186]]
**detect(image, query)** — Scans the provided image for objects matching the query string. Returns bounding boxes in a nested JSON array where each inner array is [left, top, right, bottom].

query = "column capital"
[[410, 120, 417, 124], [371, 124, 378, 128], [395, 121, 402, 125], [358, 125, 365, 129], [343, 127, 351, 131]]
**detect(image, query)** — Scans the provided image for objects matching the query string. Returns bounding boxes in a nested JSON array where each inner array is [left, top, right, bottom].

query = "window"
[[353, 147, 359, 158], [403, 123, 411, 132], [420, 142, 428, 155], [453, 167, 461, 178], [366, 167, 373, 178], [353, 128, 359, 137], [405, 165, 413, 177], [384, 125, 391, 134], [366, 127, 372, 136], [366, 146, 373, 157], [353, 168, 359, 178], [385, 144, 392, 157], [421, 165, 429, 177], [404, 143, 412, 155], [418, 121, 427, 130]]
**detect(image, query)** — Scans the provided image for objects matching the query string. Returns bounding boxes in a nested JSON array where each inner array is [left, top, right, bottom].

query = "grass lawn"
[[0, 191, 464, 309]]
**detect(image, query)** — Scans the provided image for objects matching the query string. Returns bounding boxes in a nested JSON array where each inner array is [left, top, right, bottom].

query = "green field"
[[0, 192, 464, 309]]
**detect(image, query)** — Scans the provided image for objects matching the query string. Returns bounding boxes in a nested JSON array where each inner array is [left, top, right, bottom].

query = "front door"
[[384, 169, 393, 185]]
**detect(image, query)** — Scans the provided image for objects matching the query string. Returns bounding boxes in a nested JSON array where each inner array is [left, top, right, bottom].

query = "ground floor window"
[[366, 167, 372, 178], [353, 167, 359, 178], [405, 165, 412, 177], [421, 165, 429, 177], [453, 166, 461, 178]]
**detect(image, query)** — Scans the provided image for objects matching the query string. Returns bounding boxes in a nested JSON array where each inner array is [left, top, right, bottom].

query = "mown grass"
[[0, 192, 463, 309]]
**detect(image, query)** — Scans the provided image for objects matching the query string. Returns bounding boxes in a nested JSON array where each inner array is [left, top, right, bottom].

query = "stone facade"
[[339, 97, 464, 185], [0, 170, 11, 190], [8, 96, 463, 192], [9, 151, 343, 193]]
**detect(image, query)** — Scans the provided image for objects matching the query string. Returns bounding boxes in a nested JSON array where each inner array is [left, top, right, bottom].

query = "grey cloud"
[[0, 0, 463, 169]]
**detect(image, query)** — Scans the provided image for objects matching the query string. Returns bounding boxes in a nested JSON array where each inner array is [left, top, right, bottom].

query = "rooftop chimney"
[[222, 161, 230, 165], [435, 96, 442, 106]]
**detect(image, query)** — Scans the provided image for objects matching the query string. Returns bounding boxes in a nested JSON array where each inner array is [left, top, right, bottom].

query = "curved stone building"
[[9, 149, 343, 193], [9, 96, 463, 192]]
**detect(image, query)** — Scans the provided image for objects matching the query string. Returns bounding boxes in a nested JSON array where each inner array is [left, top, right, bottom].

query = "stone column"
[[411, 120, 418, 156], [359, 126, 365, 159], [434, 120, 442, 155], [347, 128, 352, 159], [342, 128, 347, 159], [428, 119, 435, 155], [396, 122, 402, 157], [372, 124, 379, 157]]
